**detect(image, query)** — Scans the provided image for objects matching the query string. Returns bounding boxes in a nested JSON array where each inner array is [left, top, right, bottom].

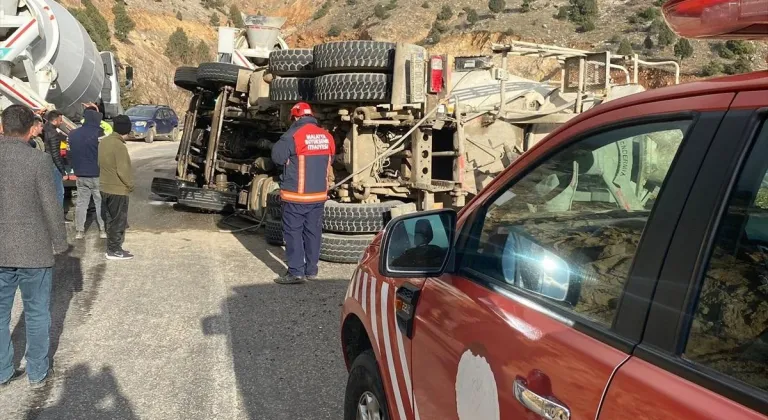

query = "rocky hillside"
[[63, 0, 767, 113]]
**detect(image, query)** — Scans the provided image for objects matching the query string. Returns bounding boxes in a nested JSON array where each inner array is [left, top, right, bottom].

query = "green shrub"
[[327, 25, 342, 37], [700, 60, 723, 77], [466, 8, 480, 23], [521, 0, 532, 13], [165, 27, 191, 64], [422, 1, 429, 8], [346, 0, 357, 5], [555, 5, 569, 19], [637, 7, 660, 21], [374, 4, 389, 19], [437, 5, 453, 20], [723, 55, 752, 74], [209, 13, 220, 26], [643, 35, 654, 49], [617, 38, 633, 55], [674, 38, 693, 61], [657, 24, 676, 46], [313, 1, 331, 19], [489, 0, 506, 13], [229, 4, 244, 27], [113, 2, 135, 42], [353, 18, 364, 29]]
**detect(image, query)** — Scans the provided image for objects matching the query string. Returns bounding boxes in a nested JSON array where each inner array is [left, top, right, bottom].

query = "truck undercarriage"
[[152, 26, 680, 263]]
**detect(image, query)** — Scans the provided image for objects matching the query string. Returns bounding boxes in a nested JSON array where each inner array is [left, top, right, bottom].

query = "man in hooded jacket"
[[68, 109, 107, 239]]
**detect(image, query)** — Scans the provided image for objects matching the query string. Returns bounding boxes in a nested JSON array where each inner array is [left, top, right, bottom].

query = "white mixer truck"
[[0, 0, 130, 124]]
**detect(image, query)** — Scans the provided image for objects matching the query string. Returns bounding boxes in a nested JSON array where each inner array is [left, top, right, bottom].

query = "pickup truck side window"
[[463, 120, 691, 327], [685, 120, 768, 393]]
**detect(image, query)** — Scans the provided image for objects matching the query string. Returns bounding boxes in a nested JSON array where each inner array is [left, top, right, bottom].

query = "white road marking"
[[381, 283, 407, 420]]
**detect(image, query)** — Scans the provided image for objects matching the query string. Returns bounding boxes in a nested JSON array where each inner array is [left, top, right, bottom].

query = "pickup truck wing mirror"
[[379, 208, 457, 278]]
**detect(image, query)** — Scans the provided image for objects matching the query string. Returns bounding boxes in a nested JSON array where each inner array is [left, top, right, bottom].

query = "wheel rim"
[[357, 391, 383, 420]]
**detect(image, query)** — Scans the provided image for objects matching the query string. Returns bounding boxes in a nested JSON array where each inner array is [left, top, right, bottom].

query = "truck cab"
[[338, 1, 768, 418]]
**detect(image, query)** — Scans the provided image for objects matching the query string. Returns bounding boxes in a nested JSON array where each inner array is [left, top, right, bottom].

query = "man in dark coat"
[[68, 109, 107, 239], [0, 105, 69, 388], [43, 110, 67, 206], [270, 102, 335, 284]]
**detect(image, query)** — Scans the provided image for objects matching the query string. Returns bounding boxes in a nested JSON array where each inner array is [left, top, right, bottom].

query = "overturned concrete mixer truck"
[[152, 15, 680, 263]]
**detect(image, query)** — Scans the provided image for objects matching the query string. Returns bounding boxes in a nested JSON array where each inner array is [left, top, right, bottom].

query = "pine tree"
[[210, 12, 220, 26], [112, 2, 135, 42], [617, 38, 633, 55], [521, 0, 532, 12], [657, 24, 676, 47], [643, 35, 654, 50], [674, 38, 694, 61], [229, 4, 244, 27], [70, 0, 112, 51], [194, 40, 211, 64], [166, 27, 192, 64], [488, 0, 506, 13]]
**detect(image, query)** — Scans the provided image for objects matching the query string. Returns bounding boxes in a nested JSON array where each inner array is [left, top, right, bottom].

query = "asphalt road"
[[0, 141, 355, 420]]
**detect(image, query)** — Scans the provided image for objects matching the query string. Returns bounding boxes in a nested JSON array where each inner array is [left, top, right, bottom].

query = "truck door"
[[405, 101, 729, 419], [599, 94, 768, 419]]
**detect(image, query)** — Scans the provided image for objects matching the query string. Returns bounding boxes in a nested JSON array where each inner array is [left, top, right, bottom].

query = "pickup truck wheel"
[[174, 66, 199, 92], [269, 77, 315, 102], [269, 49, 314, 76], [265, 216, 285, 246], [315, 73, 391, 103], [320, 233, 375, 264], [344, 350, 389, 420], [314, 41, 396, 73], [323, 201, 403, 233], [145, 127, 155, 144], [197, 62, 249, 88]]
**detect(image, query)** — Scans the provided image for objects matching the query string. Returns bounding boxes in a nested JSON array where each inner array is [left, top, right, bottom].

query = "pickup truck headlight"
[[134, 121, 146, 127]]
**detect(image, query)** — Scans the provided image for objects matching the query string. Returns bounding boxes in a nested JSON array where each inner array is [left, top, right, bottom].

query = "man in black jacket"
[[43, 110, 67, 207], [0, 105, 69, 388]]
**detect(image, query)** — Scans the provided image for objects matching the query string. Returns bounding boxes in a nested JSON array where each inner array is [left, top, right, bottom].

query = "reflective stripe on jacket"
[[271, 116, 335, 204]]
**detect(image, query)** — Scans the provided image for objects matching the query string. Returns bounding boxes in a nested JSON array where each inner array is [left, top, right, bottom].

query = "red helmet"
[[290, 102, 313, 118]]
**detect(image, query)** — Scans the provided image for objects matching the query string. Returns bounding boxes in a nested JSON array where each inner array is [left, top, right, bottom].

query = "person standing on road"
[[271, 102, 335, 284], [98, 115, 134, 260], [0, 105, 69, 388], [68, 108, 107, 240], [28, 115, 45, 151], [43, 110, 68, 207]]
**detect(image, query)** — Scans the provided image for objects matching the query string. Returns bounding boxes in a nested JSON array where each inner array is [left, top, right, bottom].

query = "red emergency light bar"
[[662, 0, 768, 39]]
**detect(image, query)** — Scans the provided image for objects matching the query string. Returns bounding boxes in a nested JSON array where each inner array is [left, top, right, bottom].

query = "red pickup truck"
[[339, 1, 768, 419]]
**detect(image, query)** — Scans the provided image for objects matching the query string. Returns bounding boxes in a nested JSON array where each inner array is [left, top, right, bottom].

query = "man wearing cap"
[[98, 115, 134, 260], [271, 102, 335, 284]]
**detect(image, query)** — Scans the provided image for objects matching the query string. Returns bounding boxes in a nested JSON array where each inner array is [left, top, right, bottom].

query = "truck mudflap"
[[150, 177, 195, 200], [177, 186, 238, 212]]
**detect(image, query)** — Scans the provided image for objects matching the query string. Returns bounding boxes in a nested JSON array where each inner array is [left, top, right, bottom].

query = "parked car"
[[125, 104, 179, 143], [338, 2, 768, 418]]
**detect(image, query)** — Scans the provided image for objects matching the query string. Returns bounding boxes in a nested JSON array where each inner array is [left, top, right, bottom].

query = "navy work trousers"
[[282, 201, 324, 277]]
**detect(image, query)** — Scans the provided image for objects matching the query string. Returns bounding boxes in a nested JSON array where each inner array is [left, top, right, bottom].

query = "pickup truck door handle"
[[513, 378, 571, 420]]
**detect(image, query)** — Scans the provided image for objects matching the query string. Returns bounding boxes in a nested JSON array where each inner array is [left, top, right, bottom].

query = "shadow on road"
[[216, 216, 288, 277], [25, 364, 137, 420], [202, 279, 349, 420]]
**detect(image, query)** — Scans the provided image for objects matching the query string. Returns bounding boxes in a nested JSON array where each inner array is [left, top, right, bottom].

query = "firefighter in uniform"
[[271, 102, 335, 284]]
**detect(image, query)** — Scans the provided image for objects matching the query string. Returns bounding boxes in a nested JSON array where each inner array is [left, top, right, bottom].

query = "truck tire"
[[314, 73, 391, 103], [269, 49, 314, 76], [174, 66, 199, 92], [269, 77, 315, 102], [197, 62, 249, 88], [266, 190, 282, 219], [320, 233, 375, 264], [344, 350, 390, 420], [323, 201, 403, 233], [313, 41, 395, 73], [265, 216, 285, 246]]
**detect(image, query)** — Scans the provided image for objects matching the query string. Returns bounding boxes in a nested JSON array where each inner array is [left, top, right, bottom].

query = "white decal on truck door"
[[455, 349, 500, 420]]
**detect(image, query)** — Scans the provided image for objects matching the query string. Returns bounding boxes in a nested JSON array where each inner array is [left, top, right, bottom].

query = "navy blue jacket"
[[67, 109, 103, 178], [271, 116, 335, 203]]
